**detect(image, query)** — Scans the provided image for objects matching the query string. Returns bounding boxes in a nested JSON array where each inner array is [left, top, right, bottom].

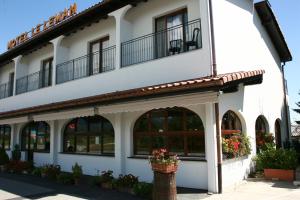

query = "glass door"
[[41, 58, 53, 88], [155, 9, 187, 58], [89, 37, 109, 75]]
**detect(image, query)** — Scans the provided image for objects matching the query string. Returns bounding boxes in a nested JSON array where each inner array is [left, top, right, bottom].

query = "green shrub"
[[12, 145, 21, 161], [6, 160, 33, 173], [133, 182, 153, 200], [91, 175, 101, 186], [255, 145, 298, 171], [99, 170, 114, 184], [41, 164, 61, 180], [31, 167, 42, 176], [72, 163, 83, 180], [115, 174, 139, 188], [0, 148, 9, 165], [57, 172, 74, 185]]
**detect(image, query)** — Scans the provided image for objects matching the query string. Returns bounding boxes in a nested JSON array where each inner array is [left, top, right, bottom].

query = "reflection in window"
[[133, 107, 205, 157], [0, 125, 11, 150], [21, 122, 50, 152], [63, 116, 115, 155]]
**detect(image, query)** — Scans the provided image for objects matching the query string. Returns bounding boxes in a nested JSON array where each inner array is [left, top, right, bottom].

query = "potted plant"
[[41, 164, 61, 179], [255, 145, 298, 181], [222, 133, 251, 159], [0, 148, 9, 172], [149, 148, 179, 173], [99, 170, 114, 189], [115, 174, 139, 194], [72, 163, 83, 185]]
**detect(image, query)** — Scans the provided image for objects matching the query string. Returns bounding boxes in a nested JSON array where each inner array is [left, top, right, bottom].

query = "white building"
[[0, 0, 292, 193]]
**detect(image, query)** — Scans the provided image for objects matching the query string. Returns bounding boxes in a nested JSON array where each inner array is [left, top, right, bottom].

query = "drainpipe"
[[281, 62, 290, 144], [208, 0, 222, 193]]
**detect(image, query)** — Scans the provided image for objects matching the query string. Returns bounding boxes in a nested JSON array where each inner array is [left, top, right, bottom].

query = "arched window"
[[275, 119, 282, 149], [0, 125, 11, 150], [221, 110, 242, 135], [21, 122, 50, 152], [255, 116, 268, 134], [133, 107, 205, 157], [63, 116, 114, 155]]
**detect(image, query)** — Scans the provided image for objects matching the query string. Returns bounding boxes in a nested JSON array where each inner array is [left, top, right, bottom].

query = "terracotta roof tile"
[[0, 69, 264, 119]]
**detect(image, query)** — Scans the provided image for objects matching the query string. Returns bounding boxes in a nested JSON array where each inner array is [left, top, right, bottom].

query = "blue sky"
[[0, 0, 299, 122]]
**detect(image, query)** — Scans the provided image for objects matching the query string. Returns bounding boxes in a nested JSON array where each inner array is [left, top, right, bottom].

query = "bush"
[[31, 167, 42, 176], [57, 172, 74, 185], [6, 160, 33, 173], [11, 145, 21, 161], [99, 170, 114, 184], [0, 148, 9, 166], [72, 163, 83, 180], [41, 164, 61, 180], [133, 182, 153, 200], [116, 174, 139, 188], [91, 175, 101, 186], [255, 145, 298, 171]]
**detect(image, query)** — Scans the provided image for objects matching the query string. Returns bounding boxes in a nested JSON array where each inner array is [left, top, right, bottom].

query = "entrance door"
[[275, 119, 282, 149], [21, 125, 36, 162], [155, 9, 187, 58], [89, 37, 109, 75]]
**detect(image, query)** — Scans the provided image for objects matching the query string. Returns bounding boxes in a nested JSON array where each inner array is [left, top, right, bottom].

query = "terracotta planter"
[[151, 163, 178, 174], [264, 169, 295, 182]]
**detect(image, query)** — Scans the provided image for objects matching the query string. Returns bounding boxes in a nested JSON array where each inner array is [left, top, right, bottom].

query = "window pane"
[[168, 135, 184, 156], [168, 110, 183, 131], [187, 135, 205, 156], [151, 111, 165, 132], [186, 112, 203, 131], [89, 135, 101, 154], [89, 119, 101, 133], [4, 127, 10, 149], [77, 118, 88, 132], [36, 135, 46, 151], [102, 120, 114, 133], [103, 133, 114, 154], [76, 136, 87, 153], [21, 129, 28, 150], [134, 115, 149, 132], [30, 128, 37, 150], [135, 136, 151, 155], [152, 135, 166, 149], [64, 135, 75, 152]]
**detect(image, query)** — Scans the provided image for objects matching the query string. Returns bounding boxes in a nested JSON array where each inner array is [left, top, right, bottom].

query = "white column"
[[12, 55, 22, 95], [114, 113, 125, 175], [10, 124, 16, 150], [48, 120, 58, 165], [109, 5, 132, 69], [205, 103, 219, 193], [50, 36, 65, 86]]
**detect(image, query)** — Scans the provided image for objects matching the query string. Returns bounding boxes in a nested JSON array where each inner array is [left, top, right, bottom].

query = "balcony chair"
[[169, 39, 183, 55], [186, 28, 200, 51]]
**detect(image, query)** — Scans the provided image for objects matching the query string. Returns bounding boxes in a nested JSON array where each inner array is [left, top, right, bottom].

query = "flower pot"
[[264, 169, 295, 182], [101, 182, 113, 189], [0, 165, 6, 172], [151, 163, 178, 174]]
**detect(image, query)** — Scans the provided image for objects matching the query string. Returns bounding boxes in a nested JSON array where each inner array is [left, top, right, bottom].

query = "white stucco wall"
[[0, 63, 14, 84]]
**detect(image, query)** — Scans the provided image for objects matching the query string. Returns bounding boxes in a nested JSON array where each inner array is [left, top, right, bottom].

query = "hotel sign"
[[7, 3, 77, 50]]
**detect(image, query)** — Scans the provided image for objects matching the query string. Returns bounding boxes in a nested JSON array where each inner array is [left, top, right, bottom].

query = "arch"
[[133, 107, 205, 157], [63, 115, 115, 155], [221, 110, 243, 135], [21, 121, 50, 152], [255, 115, 270, 152], [0, 125, 11, 150], [275, 119, 282, 148]]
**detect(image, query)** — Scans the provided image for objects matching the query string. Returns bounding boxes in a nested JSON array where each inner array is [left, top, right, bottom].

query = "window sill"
[[59, 152, 115, 157], [128, 156, 206, 162], [21, 150, 50, 153], [222, 155, 249, 164]]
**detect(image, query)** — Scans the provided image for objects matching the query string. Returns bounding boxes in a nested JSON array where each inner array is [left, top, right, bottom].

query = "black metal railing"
[[56, 45, 116, 84], [121, 19, 202, 67], [0, 82, 13, 99], [16, 69, 51, 95]]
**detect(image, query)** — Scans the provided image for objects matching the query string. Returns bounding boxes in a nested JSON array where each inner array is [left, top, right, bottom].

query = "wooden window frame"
[[89, 36, 110, 75], [133, 107, 205, 157], [63, 116, 115, 156], [40, 57, 53, 88], [0, 125, 11, 150]]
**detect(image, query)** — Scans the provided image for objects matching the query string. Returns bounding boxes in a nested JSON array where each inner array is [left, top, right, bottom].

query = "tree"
[[293, 94, 300, 124]]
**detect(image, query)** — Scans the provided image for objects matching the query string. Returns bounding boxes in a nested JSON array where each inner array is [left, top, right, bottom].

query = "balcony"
[[16, 69, 51, 95], [0, 82, 13, 99], [56, 45, 116, 84], [121, 19, 202, 67]]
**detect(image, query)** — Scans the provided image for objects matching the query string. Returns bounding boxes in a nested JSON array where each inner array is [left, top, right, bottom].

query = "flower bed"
[[222, 133, 251, 159]]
